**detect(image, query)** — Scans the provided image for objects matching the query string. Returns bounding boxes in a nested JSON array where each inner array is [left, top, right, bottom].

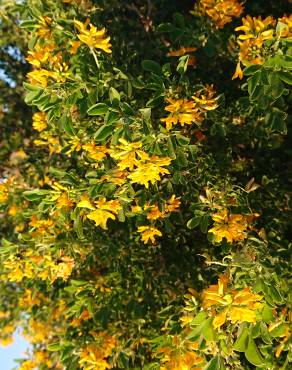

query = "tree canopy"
[[0, 0, 291, 369]]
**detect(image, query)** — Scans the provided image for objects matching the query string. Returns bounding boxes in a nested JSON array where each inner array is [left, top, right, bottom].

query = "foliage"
[[0, 0, 291, 369]]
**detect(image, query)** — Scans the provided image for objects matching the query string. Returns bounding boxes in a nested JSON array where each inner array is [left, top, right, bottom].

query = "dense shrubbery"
[[0, 0, 291, 369]]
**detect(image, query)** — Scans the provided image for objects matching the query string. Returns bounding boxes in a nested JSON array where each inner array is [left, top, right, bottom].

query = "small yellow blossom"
[[232, 61, 244, 80], [74, 19, 112, 53], [32, 112, 47, 132], [138, 226, 162, 244]]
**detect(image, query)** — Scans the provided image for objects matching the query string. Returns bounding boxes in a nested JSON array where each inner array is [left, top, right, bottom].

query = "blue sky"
[[0, 332, 30, 370]]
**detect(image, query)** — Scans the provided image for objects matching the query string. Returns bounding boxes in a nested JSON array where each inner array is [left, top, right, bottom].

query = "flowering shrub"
[[0, 0, 291, 369]]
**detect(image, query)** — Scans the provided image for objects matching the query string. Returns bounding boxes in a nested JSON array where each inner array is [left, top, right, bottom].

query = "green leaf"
[[24, 89, 43, 105], [187, 217, 201, 230], [278, 70, 292, 85], [59, 115, 75, 136], [140, 108, 152, 120], [94, 124, 114, 142], [47, 342, 61, 351], [202, 317, 216, 341], [191, 311, 208, 326], [23, 190, 49, 201], [261, 305, 274, 323], [245, 336, 265, 367], [247, 71, 261, 99], [146, 95, 164, 108], [120, 102, 135, 115], [23, 82, 43, 92], [87, 103, 109, 116], [252, 322, 261, 338], [260, 322, 273, 344], [176, 55, 189, 74], [234, 325, 249, 352], [109, 87, 120, 103], [73, 214, 84, 239], [141, 60, 161, 75], [244, 65, 261, 76], [167, 137, 176, 159], [20, 20, 37, 30], [204, 356, 225, 370]]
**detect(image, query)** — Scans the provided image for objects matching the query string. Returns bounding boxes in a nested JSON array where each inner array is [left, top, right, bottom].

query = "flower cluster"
[[78, 332, 116, 370], [74, 19, 112, 53], [161, 85, 218, 130], [232, 15, 291, 78], [195, 0, 244, 28], [3, 251, 75, 282], [201, 274, 263, 329], [208, 208, 257, 243]]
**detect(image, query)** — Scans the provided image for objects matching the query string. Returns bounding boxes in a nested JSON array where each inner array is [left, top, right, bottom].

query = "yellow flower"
[[235, 15, 275, 41], [158, 335, 204, 370], [74, 19, 112, 53], [161, 98, 203, 130], [137, 226, 162, 244], [146, 204, 166, 220], [109, 139, 149, 170], [18, 360, 37, 370], [234, 16, 276, 68], [79, 333, 116, 370], [77, 196, 95, 210], [196, 0, 244, 29], [277, 15, 292, 38], [0, 181, 9, 203], [128, 156, 171, 188], [208, 208, 253, 243], [70, 40, 82, 54], [27, 69, 53, 87], [36, 16, 52, 39], [100, 169, 128, 186], [83, 142, 108, 162], [32, 112, 47, 132], [26, 42, 55, 67], [34, 133, 62, 154], [87, 198, 121, 229], [19, 289, 42, 308], [167, 46, 197, 57], [165, 195, 181, 213], [67, 137, 82, 153], [0, 337, 14, 347], [202, 275, 263, 329], [50, 256, 75, 281], [232, 61, 244, 80], [192, 84, 219, 111], [56, 192, 74, 209]]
